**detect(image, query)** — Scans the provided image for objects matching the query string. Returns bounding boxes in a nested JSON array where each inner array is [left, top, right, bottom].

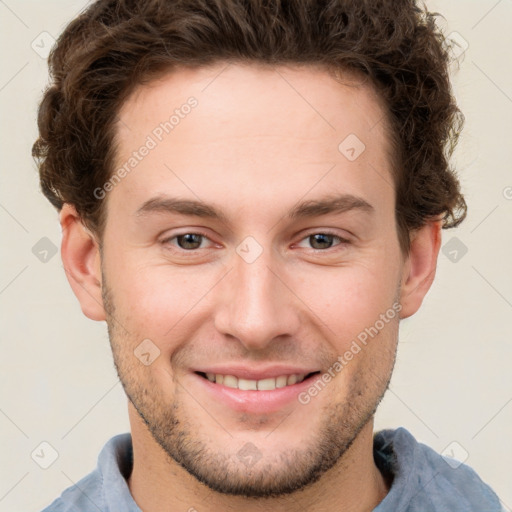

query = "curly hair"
[[32, 0, 466, 254]]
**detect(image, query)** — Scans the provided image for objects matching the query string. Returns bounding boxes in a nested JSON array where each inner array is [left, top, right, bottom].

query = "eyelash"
[[161, 231, 351, 252], [295, 232, 350, 251]]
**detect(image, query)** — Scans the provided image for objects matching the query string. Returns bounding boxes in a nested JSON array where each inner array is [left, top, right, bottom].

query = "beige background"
[[0, 1, 511, 510]]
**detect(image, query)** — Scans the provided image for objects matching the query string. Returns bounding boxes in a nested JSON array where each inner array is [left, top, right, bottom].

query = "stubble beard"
[[101, 273, 397, 499]]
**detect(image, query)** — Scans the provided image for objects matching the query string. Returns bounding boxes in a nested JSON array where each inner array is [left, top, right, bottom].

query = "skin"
[[60, 62, 441, 512]]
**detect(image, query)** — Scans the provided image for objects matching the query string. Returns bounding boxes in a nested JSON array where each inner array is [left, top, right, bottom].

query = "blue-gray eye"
[[308, 233, 337, 249]]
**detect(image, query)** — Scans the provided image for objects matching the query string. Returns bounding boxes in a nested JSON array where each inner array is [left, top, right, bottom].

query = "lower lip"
[[192, 373, 318, 414]]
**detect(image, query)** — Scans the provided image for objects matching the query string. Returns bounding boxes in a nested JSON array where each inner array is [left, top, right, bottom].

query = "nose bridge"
[[214, 244, 299, 350]]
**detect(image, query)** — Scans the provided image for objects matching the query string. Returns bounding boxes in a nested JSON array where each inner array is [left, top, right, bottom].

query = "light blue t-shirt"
[[40, 427, 502, 511]]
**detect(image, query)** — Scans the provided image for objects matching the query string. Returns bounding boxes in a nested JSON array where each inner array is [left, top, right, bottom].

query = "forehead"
[[118, 62, 389, 143], [110, 62, 394, 219]]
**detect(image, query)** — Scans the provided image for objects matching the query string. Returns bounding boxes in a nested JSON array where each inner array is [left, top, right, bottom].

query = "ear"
[[59, 204, 106, 321], [399, 220, 442, 319]]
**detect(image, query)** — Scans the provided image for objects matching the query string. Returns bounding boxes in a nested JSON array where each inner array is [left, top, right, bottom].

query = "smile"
[[196, 371, 320, 391]]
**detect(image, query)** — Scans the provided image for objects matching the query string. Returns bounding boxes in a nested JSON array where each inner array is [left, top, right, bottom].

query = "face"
[[100, 62, 404, 497]]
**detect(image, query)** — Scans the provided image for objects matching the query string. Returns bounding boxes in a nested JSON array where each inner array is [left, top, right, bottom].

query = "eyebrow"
[[288, 195, 374, 220], [135, 196, 229, 223], [134, 193, 374, 223]]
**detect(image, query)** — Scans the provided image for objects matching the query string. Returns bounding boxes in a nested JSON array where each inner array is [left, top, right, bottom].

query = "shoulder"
[[373, 427, 502, 512], [39, 469, 103, 512], [39, 433, 136, 512]]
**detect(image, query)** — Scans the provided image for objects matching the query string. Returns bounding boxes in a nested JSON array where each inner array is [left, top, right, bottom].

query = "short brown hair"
[[33, 0, 466, 253]]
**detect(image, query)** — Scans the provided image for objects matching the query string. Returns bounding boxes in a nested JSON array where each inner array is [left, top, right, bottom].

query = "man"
[[33, 0, 502, 510]]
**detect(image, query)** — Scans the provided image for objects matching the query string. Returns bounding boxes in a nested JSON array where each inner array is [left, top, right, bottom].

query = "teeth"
[[223, 375, 237, 388], [204, 372, 307, 390], [287, 374, 297, 385], [257, 377, 277, 391], [276, 375, 288, 388], [238, 378, 257, 390]]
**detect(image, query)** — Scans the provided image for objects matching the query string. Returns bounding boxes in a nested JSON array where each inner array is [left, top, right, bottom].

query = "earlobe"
[[399, 220, 442, 319], [60, 204, 106, 321]]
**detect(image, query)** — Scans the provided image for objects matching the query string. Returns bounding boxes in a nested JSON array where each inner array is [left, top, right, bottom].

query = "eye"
[[162, 231, 349, 252], [296, 232, 349, 250], [164, 233, 212, 250]]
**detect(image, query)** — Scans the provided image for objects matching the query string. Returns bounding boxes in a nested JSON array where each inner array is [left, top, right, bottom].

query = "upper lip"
[[193, 365, 320, 380]]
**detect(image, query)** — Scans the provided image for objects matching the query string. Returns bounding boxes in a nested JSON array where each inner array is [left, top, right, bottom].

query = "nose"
[[214, 246, 301, 352]]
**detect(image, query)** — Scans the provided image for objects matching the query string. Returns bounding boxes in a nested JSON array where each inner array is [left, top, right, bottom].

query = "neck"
[[127, 404, 389, 512]]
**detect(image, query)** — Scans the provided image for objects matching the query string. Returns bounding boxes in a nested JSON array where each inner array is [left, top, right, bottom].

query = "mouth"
[[194, 371, 321, 391], [190, 366, 324, 413]]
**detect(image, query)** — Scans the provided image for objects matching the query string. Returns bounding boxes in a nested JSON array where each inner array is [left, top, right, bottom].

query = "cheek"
[[292, 259, 400, 348], [107, 260, 218, 339]]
